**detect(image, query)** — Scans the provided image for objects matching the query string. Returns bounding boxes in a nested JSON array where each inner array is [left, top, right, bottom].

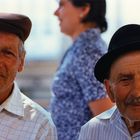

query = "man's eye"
[[3, 50, 16, 57], [121, 76, 133, 81], [5, 51, 13, 55], [121, 78, 129, 81], [119, 77, 132, 85]]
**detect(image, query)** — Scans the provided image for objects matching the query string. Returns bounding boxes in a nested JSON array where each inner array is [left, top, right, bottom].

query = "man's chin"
[[124, 116, 140, 127]]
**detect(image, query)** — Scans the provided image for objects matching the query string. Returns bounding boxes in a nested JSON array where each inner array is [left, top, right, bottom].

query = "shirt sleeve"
[[78, 118, 98, 140], [73, 45, 107, 104], [78, 123, 90, 140], [36, 118, 58, 140]]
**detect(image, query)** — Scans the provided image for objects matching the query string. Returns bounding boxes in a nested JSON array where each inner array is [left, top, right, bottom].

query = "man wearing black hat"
[[0, 13, 57, 140], [78, 24, 140, 140]]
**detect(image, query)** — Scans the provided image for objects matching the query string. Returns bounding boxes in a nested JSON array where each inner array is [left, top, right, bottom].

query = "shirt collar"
[[76, 28, 101, 41], [1, 82, 24, 117], [96, 105, 117, 119]]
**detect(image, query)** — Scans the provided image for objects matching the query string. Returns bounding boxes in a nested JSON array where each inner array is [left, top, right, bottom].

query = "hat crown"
[[108, 24, 140, 52], [0, 13, 32, 42], [94, 24, 140, 83]]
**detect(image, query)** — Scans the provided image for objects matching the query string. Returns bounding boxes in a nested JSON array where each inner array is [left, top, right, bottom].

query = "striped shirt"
[[78, 106, 140, 140], [0, 82, 57, 140]]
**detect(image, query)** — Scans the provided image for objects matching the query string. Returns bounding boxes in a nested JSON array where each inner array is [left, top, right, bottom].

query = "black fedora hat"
[[94, 24, 140, 83], [0, 13, 32, 42]]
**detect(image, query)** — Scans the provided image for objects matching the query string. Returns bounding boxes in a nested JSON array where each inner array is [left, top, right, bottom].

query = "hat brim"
[[94, 42, 140, 83]]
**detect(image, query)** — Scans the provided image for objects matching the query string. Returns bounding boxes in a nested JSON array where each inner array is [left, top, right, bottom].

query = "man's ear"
[[18, 51, 26, 72], [104, 79, 115, 103]]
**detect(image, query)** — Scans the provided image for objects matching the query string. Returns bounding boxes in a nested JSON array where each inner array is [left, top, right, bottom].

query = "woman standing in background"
[[50, 0, 114, 140]]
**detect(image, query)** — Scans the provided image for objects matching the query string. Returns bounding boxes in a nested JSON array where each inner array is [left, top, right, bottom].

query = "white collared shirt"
[[0, 82, 57, 140], [78, 106, 140, 140]]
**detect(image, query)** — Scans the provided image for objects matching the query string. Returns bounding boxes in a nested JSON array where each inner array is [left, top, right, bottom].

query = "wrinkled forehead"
[[0, 31, 20, 40]]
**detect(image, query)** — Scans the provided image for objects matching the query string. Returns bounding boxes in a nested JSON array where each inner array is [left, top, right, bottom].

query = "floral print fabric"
[[50, 28, 107, 140]]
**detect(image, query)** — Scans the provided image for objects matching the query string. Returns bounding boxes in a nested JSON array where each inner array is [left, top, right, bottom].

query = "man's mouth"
[[126, 97, 140, 106]]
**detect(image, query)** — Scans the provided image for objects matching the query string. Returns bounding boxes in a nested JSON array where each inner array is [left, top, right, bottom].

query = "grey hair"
[[18, 40, 26, 57]]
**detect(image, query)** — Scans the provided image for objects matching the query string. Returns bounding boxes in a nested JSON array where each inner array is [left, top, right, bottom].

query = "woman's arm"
[[88, 97, 115, 116]]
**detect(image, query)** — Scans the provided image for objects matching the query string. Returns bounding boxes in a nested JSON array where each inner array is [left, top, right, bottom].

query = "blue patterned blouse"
[[50, 28, 107, 140]]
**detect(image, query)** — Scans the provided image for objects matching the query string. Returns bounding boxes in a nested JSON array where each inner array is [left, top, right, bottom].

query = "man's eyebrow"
[[118, 72, 132, 76], [117, 73, 133, 79]]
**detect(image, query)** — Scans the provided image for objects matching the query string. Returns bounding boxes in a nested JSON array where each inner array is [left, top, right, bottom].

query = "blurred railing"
[[16, 60, 58, 109]]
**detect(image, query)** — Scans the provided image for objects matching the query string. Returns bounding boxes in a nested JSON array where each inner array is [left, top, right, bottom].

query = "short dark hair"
[[69, 0, 107, 32]]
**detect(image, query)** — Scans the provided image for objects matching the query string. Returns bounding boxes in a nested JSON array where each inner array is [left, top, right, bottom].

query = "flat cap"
[[0, 13, 32, 42], [94, 24, 140, 83]]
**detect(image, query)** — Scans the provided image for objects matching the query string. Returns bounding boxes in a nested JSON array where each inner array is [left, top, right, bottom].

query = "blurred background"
[[1, 0, 140, 109]]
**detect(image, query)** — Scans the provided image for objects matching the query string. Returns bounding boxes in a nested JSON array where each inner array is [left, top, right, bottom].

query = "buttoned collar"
[[0, 82, 24, 117]]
